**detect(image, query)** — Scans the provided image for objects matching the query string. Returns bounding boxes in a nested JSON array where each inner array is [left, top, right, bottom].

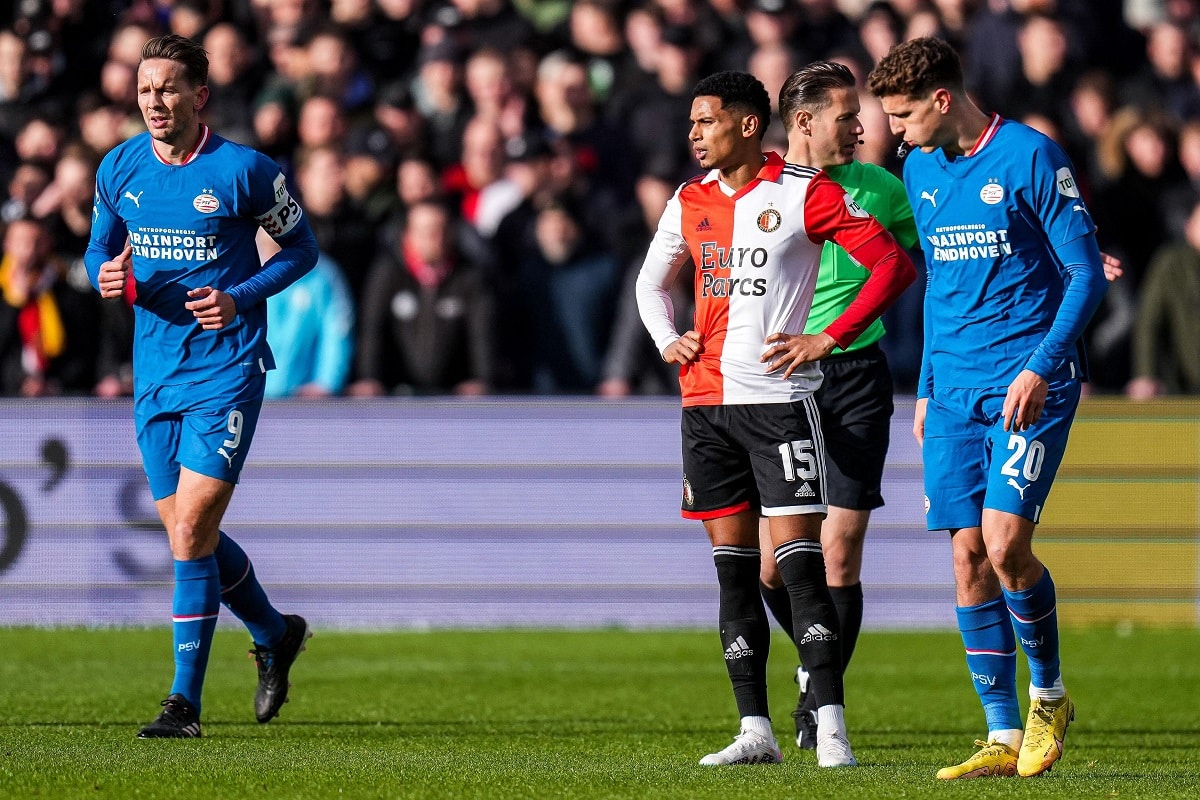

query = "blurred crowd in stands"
[[1, 0, 1198, 400]]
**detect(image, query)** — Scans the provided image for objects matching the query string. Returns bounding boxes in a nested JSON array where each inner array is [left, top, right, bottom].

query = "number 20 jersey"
[[902, 115, 1100, 393], [637, 152, 895, 407]]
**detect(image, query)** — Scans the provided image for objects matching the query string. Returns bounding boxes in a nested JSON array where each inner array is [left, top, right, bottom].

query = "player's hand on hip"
[[185, 286, 237, 330], [662, 330, 702, 366], [1100, 250, 1123, 282], [913, 397, 928, 447], [98, 243, 133, 299], [1002, 369, 1048, 432], [760, 331, 835, 379]]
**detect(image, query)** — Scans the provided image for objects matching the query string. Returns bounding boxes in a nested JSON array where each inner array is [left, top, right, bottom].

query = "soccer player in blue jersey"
[[867, 37, 1109, 778], [85, 34, 318, 738]]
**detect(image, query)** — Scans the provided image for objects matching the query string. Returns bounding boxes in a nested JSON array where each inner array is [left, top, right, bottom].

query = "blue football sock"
[[170, 555, 220, 714], [956, 596, 1021, 734], [214, 531, 286, 647], [1004, 568, 1062, 690]]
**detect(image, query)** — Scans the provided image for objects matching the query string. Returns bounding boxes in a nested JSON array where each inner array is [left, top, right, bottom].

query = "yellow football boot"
[[936, 740, 1019, 780], [1018, 695, 1075, 777]]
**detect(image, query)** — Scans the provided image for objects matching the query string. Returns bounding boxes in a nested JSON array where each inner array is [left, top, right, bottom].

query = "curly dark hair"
[[693, 71, 771, 140], [866, 36, 963, 100], [141, 33, 209, 87]]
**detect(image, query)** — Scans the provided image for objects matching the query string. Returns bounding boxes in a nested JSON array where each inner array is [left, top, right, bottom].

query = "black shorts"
[[680, 397, 827, 520], [813, 343, 894, 511]]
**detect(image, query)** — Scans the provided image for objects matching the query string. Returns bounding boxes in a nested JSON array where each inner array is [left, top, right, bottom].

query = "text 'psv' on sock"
[[1004, 568, 1063, 692], [956, 596, 1022, 734], [170, 555, 220, 714]]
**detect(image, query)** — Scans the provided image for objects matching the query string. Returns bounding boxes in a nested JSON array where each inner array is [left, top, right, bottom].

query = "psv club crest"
[[757, 207, 781, 233]]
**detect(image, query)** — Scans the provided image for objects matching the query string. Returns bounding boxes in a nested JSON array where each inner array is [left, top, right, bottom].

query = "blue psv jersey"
[[86, 126, 317, 385], [904, 116, 1102, 392]]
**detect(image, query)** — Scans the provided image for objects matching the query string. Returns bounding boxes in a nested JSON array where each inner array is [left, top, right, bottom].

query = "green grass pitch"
[[2, 627, 1198, 799]]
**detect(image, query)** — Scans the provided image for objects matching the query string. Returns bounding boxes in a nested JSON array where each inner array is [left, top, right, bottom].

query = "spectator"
[[626, 25, 707, 186], [93, 279, 134, 399], [1126, 199, 1200, 398], [397, 155, 444, 210], [334, 0, 421, 86], [0, 215, 98, 396], [1064, 70, 1117, 190], [1090, 109, 1184, 389], [411, 36, 471, 169], [567, 0, 627, 107], [721, 0, 803, 73], [1, 161, 50, 224], [794, 0, 862, 61], [75, 93, 138, 157], [599, 173, 690, 397], [442, 115, 524, 237], [1119, 20, 1200, 120], [294, 144, 378, 306], [442, 0, 537, 53], [856, 2, 904, 67], [1164, 119, 1200, 238], [202, 23, 263, 145], [512, 192, 620, 393], [463, 47, 528, 140], [994, 13, 1077, 125], [350, 200, 495, 396], [1095, 109, 1185, 290], [0, 28, 48, 145], [26, 0, 114, 103], [251, 86, 300, 176], [296, 93, 349, 150], [29, 142, 96, 261], [532, 49, 635, 250], [302, 25, 375, 115], [369, 81, 428, 163], [13, 115, 63, 170], [264, 246, 356, 399], [603, 2, 663, 125], [652, 0, 726, 64]]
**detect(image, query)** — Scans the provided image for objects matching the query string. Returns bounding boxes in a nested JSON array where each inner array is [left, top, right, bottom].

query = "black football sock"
[[830, 582, 864, 672], [775, 540, 844, 708], [759, 581, 796, 645], [713, 546, 771, 719]]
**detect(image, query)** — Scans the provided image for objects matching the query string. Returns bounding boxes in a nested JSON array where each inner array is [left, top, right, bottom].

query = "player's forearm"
[[636, 276, 681, 355], [918, 267, 934, 399], [1025, 237, 1108, 378], [227, 234, 319, 310], [822, 236, 917, 349]]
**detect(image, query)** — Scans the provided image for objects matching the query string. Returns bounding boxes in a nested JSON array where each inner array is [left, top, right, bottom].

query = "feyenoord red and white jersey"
[[637, 152, 892, 407]]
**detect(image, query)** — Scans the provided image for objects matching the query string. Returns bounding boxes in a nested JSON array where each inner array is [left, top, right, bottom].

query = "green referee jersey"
[[803, 160, 918, 352]]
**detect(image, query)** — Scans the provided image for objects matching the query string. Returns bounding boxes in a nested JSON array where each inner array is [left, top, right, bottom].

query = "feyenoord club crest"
[[757, 207, 781, 232], [682, 477, 695, 507]]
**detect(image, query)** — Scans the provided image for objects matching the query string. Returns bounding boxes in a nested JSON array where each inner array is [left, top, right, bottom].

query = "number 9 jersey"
[[85, 125, 318, 386]]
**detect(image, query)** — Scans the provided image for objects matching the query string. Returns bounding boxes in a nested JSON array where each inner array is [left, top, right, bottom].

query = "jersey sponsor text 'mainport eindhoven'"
[[902, 114, 1099, 390], [86, 125, 312, 385]]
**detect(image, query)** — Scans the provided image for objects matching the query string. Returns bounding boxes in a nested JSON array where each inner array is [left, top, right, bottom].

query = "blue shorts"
[[921, 380, 1080, 530], [133, 373, 266, 500]]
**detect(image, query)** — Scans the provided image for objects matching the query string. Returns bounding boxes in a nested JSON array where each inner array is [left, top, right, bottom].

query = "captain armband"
[[255, 173, 304, 238]]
